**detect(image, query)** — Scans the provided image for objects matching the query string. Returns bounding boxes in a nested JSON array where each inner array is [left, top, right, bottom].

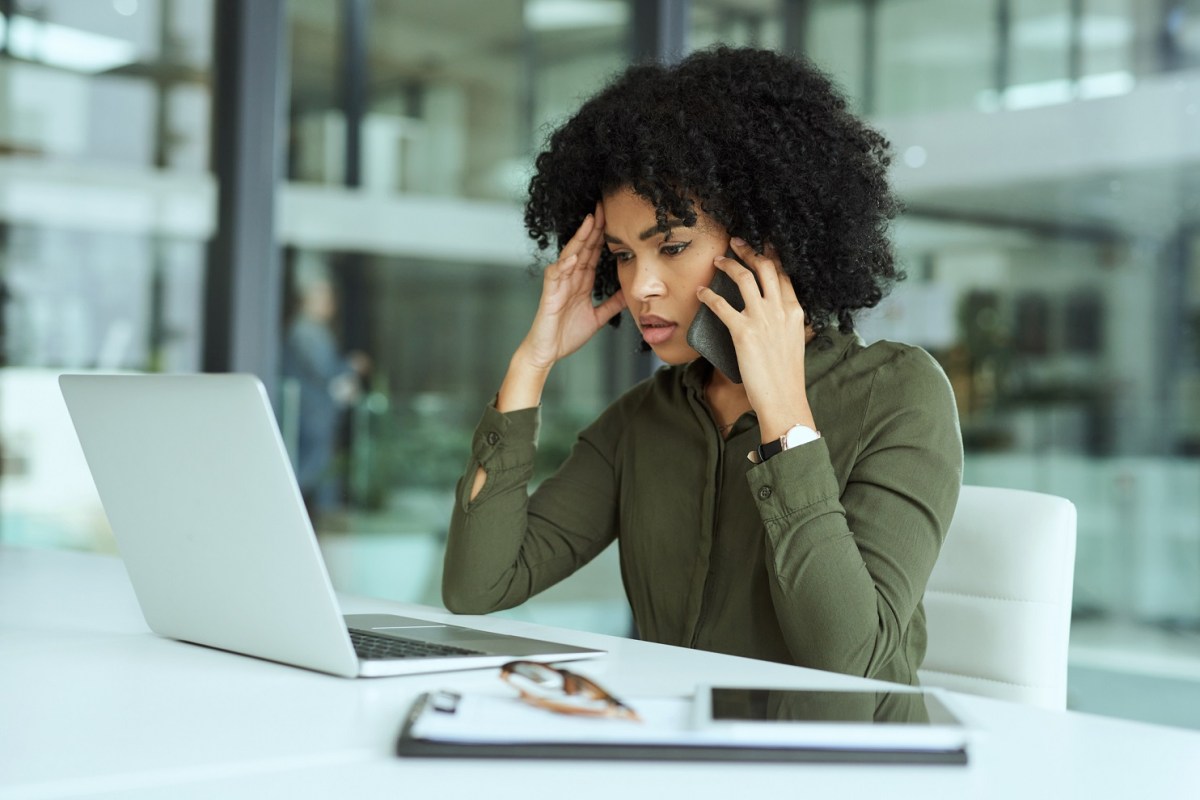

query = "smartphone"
[[686, 248, 752, 383], [691, 686, 969, 753]]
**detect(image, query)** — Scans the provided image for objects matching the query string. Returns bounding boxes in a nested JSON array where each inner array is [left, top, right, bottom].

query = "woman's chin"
[[647, 342, 702, 365]]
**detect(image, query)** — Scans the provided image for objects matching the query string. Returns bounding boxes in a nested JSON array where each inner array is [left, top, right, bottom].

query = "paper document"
[[411, 692, 698, 745], [400, 687, 970, 763]]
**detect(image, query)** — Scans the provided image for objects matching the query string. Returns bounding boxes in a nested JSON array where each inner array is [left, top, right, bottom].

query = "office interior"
[[0, 0, 1197, 731]]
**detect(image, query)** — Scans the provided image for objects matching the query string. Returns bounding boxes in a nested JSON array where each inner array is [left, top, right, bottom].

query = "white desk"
[[2, 546, 1197, 799]]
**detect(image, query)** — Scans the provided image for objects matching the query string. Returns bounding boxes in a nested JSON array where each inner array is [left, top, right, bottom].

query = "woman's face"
[[602, 187, 729, 365]]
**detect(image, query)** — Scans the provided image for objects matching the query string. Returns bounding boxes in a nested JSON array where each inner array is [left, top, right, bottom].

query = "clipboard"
[[394, 690, 969, 765]]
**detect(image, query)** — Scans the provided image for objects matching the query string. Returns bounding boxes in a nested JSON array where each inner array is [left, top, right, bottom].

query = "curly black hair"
[[524, 46, 903, 335]]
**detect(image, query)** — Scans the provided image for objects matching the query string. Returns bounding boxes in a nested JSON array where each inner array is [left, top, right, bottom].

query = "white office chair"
[[918, 486, 1077, 710]]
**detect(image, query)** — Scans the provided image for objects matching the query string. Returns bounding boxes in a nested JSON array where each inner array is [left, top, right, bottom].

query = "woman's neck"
[[700, 326, 816, 436], [703, 366, 752, 437]]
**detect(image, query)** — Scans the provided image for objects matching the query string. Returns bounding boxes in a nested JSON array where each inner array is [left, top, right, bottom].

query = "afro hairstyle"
[[524, 46, 904, 335]]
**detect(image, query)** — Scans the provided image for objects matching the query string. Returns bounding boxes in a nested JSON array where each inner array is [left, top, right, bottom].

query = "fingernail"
[[731, 237, 746, 246]]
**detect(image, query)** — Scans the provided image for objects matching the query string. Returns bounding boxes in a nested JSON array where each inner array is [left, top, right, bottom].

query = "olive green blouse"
[[442, 328, 963, 687]]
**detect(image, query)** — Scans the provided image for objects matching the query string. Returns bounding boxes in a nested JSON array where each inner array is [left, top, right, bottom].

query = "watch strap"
[[755, 438, 786, 463], [753, 424, 820, 463]]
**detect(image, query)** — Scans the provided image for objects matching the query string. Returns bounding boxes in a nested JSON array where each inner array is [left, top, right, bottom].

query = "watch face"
[[783, 425, 819, 449]]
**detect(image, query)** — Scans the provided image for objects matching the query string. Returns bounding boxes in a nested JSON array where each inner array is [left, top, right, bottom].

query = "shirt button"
[[758, 486, 773, 500], [486, 431, 501, 446]]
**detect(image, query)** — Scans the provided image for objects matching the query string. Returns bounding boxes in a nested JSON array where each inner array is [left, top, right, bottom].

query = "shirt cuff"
[[745, 436, 842, 523], [471, 401, 540, 471]]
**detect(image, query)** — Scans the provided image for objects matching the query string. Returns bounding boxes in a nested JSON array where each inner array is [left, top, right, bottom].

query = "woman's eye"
[[611, 250, 633, 263], [662, 242, 690, 257]]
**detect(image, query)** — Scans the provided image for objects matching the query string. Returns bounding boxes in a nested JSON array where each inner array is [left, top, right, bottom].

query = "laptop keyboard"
[[348, 628, 487, 660]]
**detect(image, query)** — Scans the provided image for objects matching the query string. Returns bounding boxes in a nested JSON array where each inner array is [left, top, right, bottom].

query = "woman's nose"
[[628, 259, 665, 301]]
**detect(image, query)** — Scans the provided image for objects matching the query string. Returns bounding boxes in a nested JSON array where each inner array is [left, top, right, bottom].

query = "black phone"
[[686, 248, 753, 383]]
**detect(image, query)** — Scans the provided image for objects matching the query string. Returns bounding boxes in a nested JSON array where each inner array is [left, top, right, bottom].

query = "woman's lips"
[[639, 315, 677, 346]]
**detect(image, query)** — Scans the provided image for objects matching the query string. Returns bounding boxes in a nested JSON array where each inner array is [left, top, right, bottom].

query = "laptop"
[[59, 373, 603, 678]]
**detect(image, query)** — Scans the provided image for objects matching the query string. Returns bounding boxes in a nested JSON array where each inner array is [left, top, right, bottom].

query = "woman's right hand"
[[515, 201, 627, 372]]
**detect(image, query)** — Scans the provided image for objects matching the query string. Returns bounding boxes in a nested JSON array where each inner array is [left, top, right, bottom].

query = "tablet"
[[692, 686, 969, 752]]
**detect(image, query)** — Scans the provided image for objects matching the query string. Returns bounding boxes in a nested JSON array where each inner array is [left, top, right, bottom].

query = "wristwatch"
[[752, 423, 821, 463]]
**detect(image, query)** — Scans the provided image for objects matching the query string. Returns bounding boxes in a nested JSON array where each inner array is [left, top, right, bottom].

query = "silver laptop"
[[59, 373, 602, 678]]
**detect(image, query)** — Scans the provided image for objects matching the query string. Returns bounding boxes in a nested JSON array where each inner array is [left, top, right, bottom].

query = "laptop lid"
[[60, 373, 366, 677], [61, 373, 603, 677]]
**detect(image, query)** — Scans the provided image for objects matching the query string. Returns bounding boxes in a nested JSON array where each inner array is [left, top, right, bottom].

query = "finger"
[[757, 242, 801, 306], [564, 254, 599, 299], [547, 253, 579, 284], [776, 265, 801, 306], [574, 202, 606, 260], [696, 284, 742, 330], [580, 214, 606, 266], [559, 213, 596, 262], [566, 213, 605, 268], [571, 232, 604, 291], [594, 289, 626, 325], [583, 201, 605, 249], [567, 228, 609, 301], [730, 237, 781, 301], [713, 252, 763, 307]]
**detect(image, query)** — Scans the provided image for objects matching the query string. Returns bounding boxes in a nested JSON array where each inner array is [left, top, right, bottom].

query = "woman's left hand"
[[696, 237, 817, 443]]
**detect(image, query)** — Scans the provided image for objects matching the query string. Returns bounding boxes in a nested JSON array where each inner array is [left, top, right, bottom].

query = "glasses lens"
[[504, 662, 566, 695], [502, 662, 617, 715]]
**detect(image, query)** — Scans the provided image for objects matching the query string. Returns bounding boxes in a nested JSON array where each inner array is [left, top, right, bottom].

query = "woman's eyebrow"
[[603, 220, 686, 245]]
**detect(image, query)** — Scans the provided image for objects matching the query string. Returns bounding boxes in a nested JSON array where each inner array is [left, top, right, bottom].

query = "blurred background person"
[[282, 259, 371, 519]]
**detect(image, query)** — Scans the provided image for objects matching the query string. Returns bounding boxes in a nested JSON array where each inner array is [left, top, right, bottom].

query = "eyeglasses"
[[500, 660, 641, 722]]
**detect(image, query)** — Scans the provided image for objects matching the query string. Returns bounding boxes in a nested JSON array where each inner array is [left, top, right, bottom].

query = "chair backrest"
[[919, 485, 1077, 710]]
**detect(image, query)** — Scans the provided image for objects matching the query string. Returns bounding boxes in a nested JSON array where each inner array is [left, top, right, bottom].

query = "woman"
[[442, 47, 962, 690]]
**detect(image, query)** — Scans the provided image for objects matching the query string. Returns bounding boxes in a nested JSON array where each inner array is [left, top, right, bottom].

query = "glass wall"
[[809, 0, 1200, 729], [288, 0, 631, 200], [279, 0, 637, 627], [690, 0, 783, 51], [0, 0, 213, 550], [875, 0, 996, 115], [804, 0, 866, 107]]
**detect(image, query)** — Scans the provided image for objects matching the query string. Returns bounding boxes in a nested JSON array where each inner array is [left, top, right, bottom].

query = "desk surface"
[[2, 546, 1197, 799]]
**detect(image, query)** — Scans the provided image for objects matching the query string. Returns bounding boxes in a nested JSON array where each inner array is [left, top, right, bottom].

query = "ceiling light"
[[524, 0, 629, 32], [0, 14, 138, 73]]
